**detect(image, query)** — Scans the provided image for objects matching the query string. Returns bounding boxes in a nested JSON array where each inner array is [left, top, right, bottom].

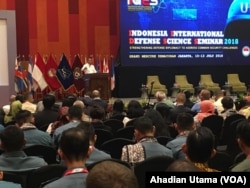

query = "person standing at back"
[[44, 127, 90, 188]]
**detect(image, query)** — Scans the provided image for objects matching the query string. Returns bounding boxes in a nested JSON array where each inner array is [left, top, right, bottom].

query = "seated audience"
[[144, 108, 171, 137], [43, 127, 89, 188], [86, 160, 138, 188], [154, 91, 175, 109], [4, 94, 24, 125], [121, 116, 173, 165], [123, 100, 144, 127], [34, 93, 59, 129], [108, 99, 126, 120], [170, 92, 194, 123], [88, 90, 108, 113], [231, 120, 250, 172], [213, 89, 226, 115], [155, 103, 176, 137], [77, 122, 111, 166], [15, 110, 53, 147], [0, 125, 47, 171], [89, 105, 112, 132], [46, 97, 74, 135], [53, 106, 83, 148], [73, 100, 91, 122], [238, 100, 250, 119], [220, 96, 238, 119], [182, 126, 219, 172], [21, 92, 37, 114], [80, 91, 92, 107], [167, 113, 195, 160], [183, 90, 195, 109], [2, 94, 16, 115], [193, 100, 215, 126], [191, 89, 211, 113]]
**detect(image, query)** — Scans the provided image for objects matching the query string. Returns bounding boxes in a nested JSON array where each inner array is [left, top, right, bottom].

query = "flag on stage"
[[103, 57, 109, 73], [14, 57, 27, 92], [27, 57, 34, 91], [56, 54, 73, 90], [110, 56, 115, 90], [72, 54, 84, 92], [95, 55, 99, 72], [32, 52, 48, 91], [44, 54, 61, 91]]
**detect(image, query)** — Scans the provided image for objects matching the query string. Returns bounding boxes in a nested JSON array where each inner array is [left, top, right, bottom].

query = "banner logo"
[[127, 0, 159, 11]]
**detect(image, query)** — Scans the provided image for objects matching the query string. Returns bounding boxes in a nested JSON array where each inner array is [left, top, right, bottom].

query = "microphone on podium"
[[151, 81, 155, 85]]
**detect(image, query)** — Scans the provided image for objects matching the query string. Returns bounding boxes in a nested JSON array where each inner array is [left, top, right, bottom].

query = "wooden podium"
[[83, 73, 111, 101]]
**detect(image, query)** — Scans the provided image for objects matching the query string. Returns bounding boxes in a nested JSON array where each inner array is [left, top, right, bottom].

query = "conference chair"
[[208, 151, 234, 171], [26, 164, 67, 188], [87, 158, 132, 171], [3, 169, 35, 188], [146, 75, 167, 95], [23, 145, 58, 164], [99, 138, 135, 159], [103, 119, 124, 135], [225, 118, 245, 158], [156, 136, 173, 146], [227, 73, 247, 94], [174, 75, 194, 94], [220, 114, 245, 149], [115, 126, 135, 140], [3, 171, 25, 188], [201, 115, 224, 146], [94, 129, 114, 149], [134, 156, 175, 188], [199, 74, 221, 93]]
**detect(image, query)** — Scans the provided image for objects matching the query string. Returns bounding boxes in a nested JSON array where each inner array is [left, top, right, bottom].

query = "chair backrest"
[[175, 75, 191, 86], [87, 158, 132, 171], [200, 74, 216, 85], [226, 118, 245, 158], [94, 129, 114, 149], [103, 119, 124, 134], [227, 73, 244, 85], [156, 136, 173, 146], [126, 118, 137, 127], [232, 152, 246, 168], [134, 156, 175, 188], [147, 75, 160, 85], [3, 171, 27, 188], [23, 145, 58, 164], [109, 114, 125, 121], [115, 126, 135, 140], [221, 114, 245, 146], [26, 164, 67, 188], [201, 115, 224, 146], [99, 138, 135, 159], [208, 151, 234, 171]]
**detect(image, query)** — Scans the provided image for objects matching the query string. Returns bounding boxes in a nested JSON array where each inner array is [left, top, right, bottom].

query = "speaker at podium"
[[83, 73, 111, 101]]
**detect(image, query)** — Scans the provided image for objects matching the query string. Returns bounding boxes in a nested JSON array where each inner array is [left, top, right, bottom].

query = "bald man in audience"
[[191, 89, 212, 113], [73, 100, 91, 122]]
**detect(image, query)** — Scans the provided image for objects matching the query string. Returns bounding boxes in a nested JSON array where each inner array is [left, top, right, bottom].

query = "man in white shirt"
[[81, 56, 97, 74]]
